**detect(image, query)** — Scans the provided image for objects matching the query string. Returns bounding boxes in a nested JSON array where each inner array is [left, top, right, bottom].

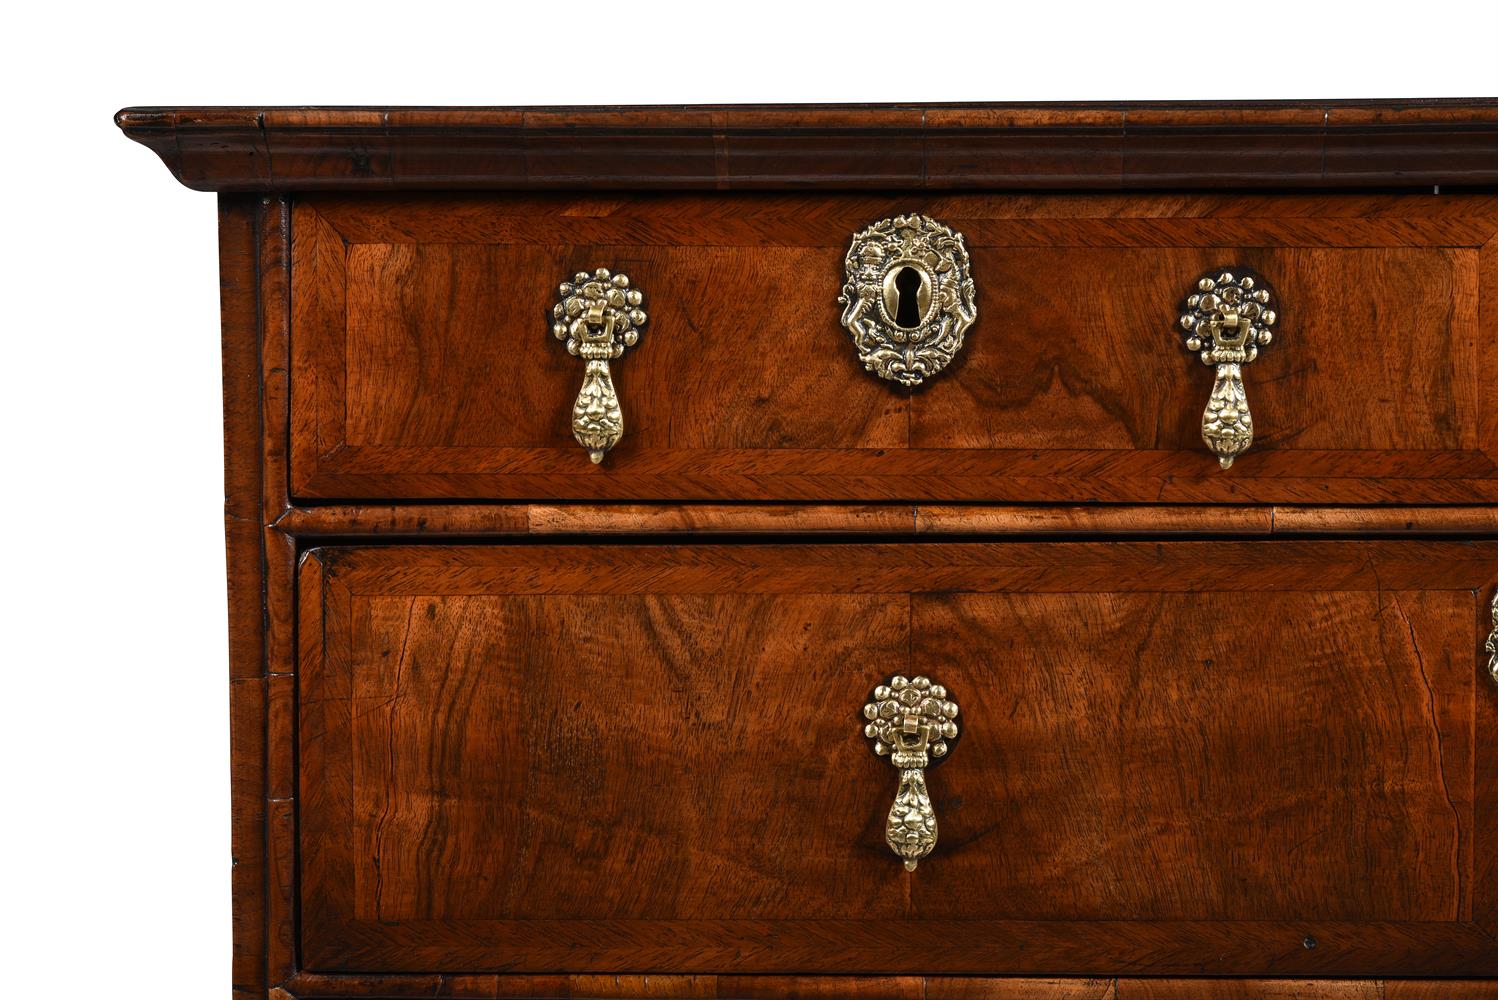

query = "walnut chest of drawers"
[[119, 102, 1498, 999]]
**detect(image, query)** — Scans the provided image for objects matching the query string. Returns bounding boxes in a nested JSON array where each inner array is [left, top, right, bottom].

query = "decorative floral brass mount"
[[550, 268, 647, 464], [1178, 269, 1278, 469], [1486, 589, 1497, 686], [863, 675, 959, 871], [839, 214, 977, 387]]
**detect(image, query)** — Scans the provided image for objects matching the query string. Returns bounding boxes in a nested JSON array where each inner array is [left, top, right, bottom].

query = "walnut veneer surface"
[[119, 102, 1498, 1000]]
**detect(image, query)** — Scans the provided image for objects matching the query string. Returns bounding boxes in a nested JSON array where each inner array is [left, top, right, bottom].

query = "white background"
[[2, 2, 1495, 995]]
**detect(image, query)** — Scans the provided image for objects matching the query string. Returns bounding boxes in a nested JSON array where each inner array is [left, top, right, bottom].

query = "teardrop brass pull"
[[550, 268, 646, 464], [1178, 269, 1278, 469], [863, 675, 959, 871]]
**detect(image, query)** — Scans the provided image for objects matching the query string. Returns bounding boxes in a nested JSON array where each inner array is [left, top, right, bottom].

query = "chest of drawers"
[[119, 102, 1498, 999]]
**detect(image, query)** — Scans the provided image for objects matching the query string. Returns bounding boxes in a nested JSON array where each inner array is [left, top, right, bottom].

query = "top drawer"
[[289, 192, 1498, 503]]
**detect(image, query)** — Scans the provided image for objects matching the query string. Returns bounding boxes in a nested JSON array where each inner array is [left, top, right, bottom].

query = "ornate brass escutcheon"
[[1177, 269, 1279, 469], [863, 675, 959, 871], [550, 268, 647, 464], [839, 214, 977, 387], [1486, 589, 1497, 686]]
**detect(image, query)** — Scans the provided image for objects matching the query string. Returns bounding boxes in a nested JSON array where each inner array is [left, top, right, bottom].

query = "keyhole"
[[893, 267, 924, 328]]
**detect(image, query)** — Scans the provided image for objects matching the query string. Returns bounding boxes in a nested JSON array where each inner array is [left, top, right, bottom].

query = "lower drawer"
[[297, 540, 1498, 977]]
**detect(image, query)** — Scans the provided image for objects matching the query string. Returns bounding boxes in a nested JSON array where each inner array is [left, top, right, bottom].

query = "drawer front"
[[290, 192, 1498, 503], [297, 540, 1498, 976]]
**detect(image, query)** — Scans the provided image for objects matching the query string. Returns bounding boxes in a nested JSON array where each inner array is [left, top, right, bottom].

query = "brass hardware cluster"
[[549, 242, 1282, 472]]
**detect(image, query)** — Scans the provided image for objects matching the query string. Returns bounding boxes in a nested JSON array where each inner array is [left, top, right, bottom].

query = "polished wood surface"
[[115, 102, 1498, 192], [289, 191, 1498, 503], [299, 541, 1498, 976], [272, 502, 1498, 537], [279, 973, 1498, 998]]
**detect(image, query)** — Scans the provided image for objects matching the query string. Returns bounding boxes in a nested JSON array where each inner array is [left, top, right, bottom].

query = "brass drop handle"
[[550, 268, 646, 464], [1177, 270, 1278, 469], [863, 675, 959, 871]]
